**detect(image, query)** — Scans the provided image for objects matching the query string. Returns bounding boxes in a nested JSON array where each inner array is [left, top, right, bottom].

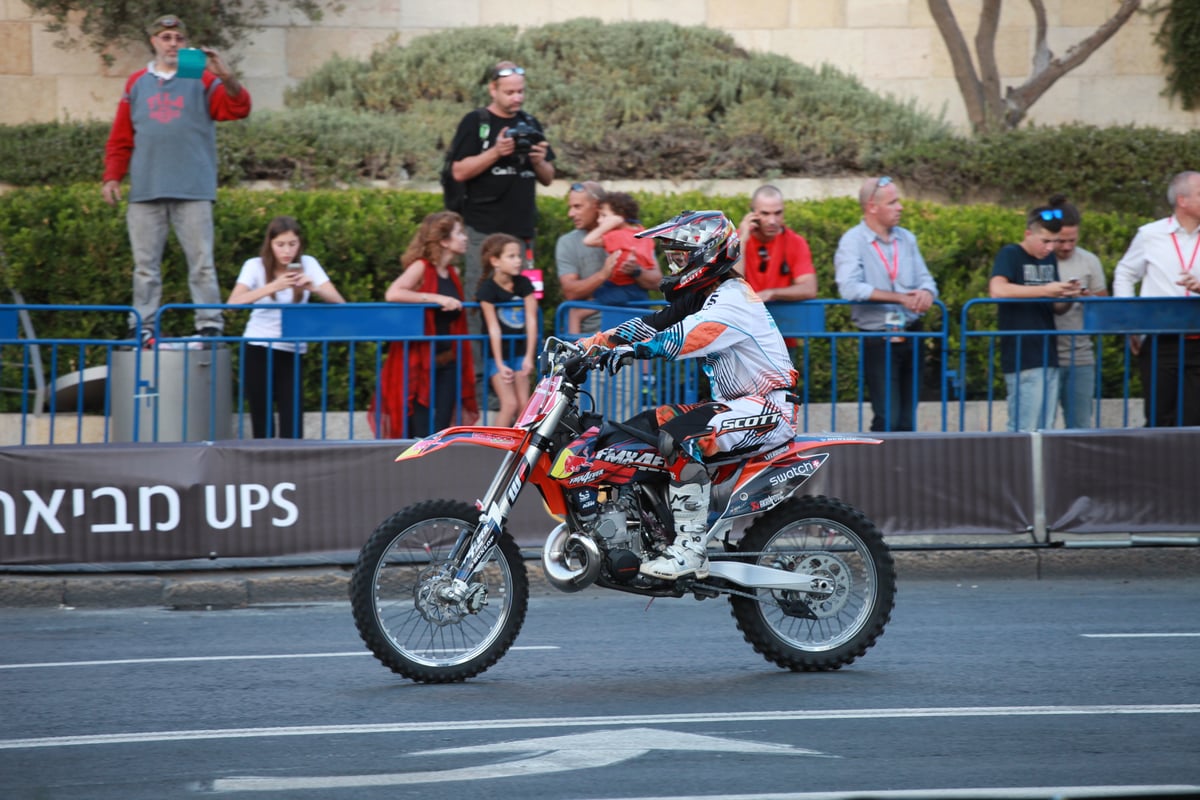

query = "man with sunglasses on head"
[[736, 185, 817, 303], [989, 206, 1083, 432], [835, 176, 939, 432], [102, 14, 251, 347], [448, 61, 555, 298]]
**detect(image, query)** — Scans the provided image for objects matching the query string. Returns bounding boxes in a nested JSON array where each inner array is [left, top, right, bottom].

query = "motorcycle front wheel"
[[729, 494, 895, 672], [350, 499, 529, 684]]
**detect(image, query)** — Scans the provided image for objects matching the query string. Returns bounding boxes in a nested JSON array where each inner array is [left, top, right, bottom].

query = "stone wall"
[[1, 0, 1195, 131]]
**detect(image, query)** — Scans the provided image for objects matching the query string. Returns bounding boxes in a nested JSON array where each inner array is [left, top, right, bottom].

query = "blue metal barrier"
[[3, 297, 1198, 444], [961, 296, 1200, 431]]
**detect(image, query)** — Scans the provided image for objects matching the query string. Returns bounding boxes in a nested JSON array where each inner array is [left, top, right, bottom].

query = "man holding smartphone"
[[102, 13, 251, 347], [1049, 195, 1108, 428], [736, 185, 817, 302]]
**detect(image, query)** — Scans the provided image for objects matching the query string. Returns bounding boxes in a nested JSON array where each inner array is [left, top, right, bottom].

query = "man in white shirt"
[[1113, 170, 1200, 427]]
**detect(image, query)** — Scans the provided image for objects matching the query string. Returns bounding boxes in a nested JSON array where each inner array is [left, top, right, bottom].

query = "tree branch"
[[1005, 0, 1143, 126], [1029, 0, 1051, 73], [975, 0, 1004, 121], [927, 0, 989, 132]]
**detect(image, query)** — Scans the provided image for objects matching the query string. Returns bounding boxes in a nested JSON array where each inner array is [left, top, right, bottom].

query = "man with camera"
[[448, 60, 556, 296]]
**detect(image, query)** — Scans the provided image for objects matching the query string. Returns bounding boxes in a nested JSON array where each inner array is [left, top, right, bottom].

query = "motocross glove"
[[596, 345, 636, 375]]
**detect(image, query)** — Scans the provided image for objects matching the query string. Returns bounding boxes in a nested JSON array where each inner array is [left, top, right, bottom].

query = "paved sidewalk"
[[2, 548, 1197, 608]]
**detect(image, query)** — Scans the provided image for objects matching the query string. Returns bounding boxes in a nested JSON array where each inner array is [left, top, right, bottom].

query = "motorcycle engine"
[[571, 485, 662, 584]]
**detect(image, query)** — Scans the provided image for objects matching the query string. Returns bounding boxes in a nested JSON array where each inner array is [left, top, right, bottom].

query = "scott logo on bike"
[[594, 449, 668, 469], [720, 413, 781, 432]]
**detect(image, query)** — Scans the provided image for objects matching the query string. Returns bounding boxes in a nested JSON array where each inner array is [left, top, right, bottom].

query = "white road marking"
[[210, 728, 827, 792], [2, 704, 1197, 750], [0, 646, 558, 670], [568, 789, 1199, 800], [1082, 633, 1200, 638]]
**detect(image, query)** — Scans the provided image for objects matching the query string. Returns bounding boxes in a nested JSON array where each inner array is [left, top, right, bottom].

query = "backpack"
[[441, 108, 485, 214]]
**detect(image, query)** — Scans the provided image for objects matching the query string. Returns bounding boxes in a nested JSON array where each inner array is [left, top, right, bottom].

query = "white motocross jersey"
[[604, 277, 798, 403]]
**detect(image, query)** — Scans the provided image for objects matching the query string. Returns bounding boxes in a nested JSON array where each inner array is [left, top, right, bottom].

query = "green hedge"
[[1, 185, 1145, 409], [3, 19, 1196, 219]]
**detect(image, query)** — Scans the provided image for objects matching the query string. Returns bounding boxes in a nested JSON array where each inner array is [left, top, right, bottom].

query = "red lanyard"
[[871, 239, 899, 284], [1170, 218, 1199, 297]]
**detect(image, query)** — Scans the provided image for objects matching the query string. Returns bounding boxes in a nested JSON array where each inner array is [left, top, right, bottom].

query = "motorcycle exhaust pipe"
[[541, 523, 602, 593]]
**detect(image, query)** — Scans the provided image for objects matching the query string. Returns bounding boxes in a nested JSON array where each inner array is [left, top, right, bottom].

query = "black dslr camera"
[[505, 118, 544, 156]]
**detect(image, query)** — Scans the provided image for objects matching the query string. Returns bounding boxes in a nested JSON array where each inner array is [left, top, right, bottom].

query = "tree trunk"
[[928, 0, 1144, 133]]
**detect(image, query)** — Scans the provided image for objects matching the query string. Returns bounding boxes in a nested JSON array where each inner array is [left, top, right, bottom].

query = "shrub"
[[1, 185, 1146, 409]]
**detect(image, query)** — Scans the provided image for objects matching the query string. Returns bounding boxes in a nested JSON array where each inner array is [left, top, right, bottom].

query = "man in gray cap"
[[102, 14, 252, 346]]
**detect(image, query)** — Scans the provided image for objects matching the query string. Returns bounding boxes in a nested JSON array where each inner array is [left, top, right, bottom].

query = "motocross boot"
[[640, 479, 712, 580]]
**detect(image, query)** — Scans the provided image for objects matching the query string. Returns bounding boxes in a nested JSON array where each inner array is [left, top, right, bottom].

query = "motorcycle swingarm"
[[706, 560, 825, 591]]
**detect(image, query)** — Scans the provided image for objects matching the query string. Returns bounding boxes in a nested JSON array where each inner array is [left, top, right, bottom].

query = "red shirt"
[[742, 227, 815, 292]]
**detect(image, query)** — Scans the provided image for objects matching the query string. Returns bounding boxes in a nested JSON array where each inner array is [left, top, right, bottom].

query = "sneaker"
[[639, 540, 709, 580], [127, 327, 155, 350]]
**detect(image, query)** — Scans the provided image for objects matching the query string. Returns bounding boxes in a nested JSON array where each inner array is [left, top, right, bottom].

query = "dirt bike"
[[350, 337, 896, 683]]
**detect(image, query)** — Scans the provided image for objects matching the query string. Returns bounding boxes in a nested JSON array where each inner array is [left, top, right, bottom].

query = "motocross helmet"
[[635, 210, 740, 298]]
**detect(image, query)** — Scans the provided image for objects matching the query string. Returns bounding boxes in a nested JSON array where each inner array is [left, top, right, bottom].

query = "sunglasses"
[[757, 246, 789, 275], [869, 176, 893, 200], [570, 182, 604, 200], [1038, 208, 1064, 221], [490, 65, 526, 80]]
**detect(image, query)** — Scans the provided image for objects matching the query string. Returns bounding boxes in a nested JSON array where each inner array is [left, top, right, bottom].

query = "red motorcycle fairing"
[[549, 426, 672, 490], [394, 425, 570, 516]]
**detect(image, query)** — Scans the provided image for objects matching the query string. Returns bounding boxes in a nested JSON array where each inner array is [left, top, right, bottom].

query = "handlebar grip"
[[564, 354, 591, 385]]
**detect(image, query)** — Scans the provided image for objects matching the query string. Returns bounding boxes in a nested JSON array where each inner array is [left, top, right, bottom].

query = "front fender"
[[393, 425, 570, 517], [395, 426, 525, 461]]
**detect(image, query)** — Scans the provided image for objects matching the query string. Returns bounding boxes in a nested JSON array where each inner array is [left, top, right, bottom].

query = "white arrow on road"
[[207, 727, 828, 792]]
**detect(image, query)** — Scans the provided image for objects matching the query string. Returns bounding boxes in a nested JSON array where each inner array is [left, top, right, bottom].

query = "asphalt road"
[[1, 577, 1198, 800]]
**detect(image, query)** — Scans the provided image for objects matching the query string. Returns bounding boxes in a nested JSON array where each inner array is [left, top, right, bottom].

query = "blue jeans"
[[1057, 363, 1097, 429], [126, 200, 223, 332], [1004, 366, 1060, 432]]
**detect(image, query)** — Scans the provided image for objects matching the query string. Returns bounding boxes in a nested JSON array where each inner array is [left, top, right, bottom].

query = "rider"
[[579, 210, 799, 580]]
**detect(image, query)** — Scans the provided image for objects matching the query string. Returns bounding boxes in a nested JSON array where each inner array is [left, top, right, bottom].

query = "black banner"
[[2, 430, 1198, 565]]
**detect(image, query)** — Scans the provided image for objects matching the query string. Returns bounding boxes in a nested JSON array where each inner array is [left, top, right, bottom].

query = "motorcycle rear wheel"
[[350, 499, 529, 684], [729, 494, 895, 672]]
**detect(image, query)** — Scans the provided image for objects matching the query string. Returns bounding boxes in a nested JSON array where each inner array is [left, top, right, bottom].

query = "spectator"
[[736, 185, 818, 303], [556, 181, 660, 335], [1113, 170, 1200, 427], [555, 181, 662, 417], [569, 190, 662, 333], [102, 14, 251, 347], [371, 211, 479, 438], [834, 176, 939, 432], [227, 216, 346, 439], [1048, 195, 1109, 429], [448, 60, 555, 302], [989, 206, 1082, 432], [476, 233, 539, 427]]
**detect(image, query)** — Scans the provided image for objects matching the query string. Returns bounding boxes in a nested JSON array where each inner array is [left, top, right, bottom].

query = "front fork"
[[436, 397, 570, 604]]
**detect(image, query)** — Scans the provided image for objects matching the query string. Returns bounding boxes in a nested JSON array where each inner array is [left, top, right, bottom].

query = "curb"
[[1, 549, 1198, 608]]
